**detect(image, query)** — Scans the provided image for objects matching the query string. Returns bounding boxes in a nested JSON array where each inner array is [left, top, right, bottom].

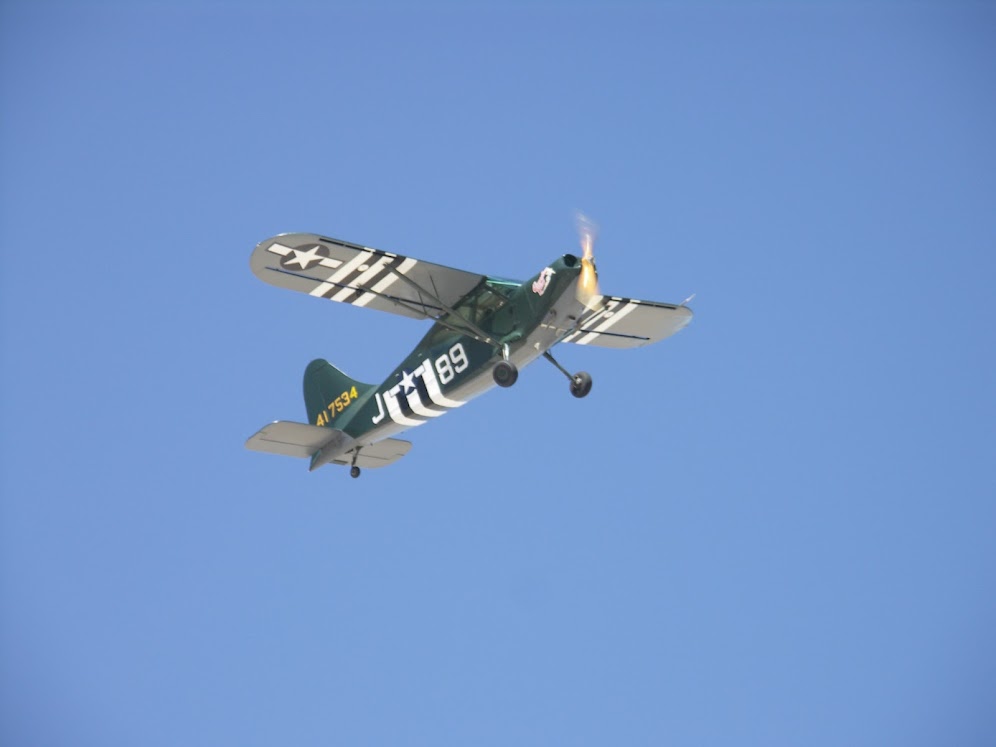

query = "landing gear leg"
[[493, 342, 519, 387], [542, 351, 593, 399], [349, 451, 361, 479]]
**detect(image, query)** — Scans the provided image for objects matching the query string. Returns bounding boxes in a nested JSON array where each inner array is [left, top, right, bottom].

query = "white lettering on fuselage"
[[371, 343, 471, 427]]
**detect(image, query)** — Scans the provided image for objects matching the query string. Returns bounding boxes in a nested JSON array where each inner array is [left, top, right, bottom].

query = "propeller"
[[575, 212, 601, 308]]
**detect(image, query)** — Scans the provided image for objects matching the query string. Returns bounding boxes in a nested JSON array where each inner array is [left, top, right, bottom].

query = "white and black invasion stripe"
[[562, 297, 639, 345], [380, 360, 467, 429], [401, 377, 447, 420], [308, 250, 415, 304]]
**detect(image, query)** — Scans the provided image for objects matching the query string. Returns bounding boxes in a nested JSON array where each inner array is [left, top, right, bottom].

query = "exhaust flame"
[[574, 212, 600, 308]]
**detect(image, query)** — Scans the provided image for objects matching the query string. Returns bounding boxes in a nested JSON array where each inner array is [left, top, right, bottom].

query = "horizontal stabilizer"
[[245, 422, 411, 472], [334, 438, 413, 470], [245, 421, 353, 459]]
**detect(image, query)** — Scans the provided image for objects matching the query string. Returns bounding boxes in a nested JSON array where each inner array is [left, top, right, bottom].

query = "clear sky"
[[2, 1, 994, 745]]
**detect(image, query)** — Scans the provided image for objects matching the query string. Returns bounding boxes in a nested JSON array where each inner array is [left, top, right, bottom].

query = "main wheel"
[[350, 466, 361, 479], [570, 371, 592, 398], [492, 360, 519, 388]]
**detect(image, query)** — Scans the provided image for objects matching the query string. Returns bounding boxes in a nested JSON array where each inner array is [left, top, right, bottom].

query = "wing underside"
[[562, 295, 693, 348], [250, 233, 488, 320]]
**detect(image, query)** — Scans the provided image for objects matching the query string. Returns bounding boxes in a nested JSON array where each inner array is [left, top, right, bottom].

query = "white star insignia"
[[285, 246, 323, 270], [399, 369, 416, 394]]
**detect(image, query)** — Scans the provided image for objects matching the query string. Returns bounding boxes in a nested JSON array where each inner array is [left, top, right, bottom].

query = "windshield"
[[452, 280, 514, 328]]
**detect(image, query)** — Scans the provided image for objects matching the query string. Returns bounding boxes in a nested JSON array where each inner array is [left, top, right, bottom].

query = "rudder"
[[303, 359, 374, 428]]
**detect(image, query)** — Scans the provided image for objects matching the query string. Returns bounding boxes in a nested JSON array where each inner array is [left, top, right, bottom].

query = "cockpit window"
[[486, 278, 519, 297], [452, 280, 512, 327]]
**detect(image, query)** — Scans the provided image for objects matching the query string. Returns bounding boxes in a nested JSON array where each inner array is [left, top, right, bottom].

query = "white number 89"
[[450, 343, 468, 373], [435, 342, 469, 385]]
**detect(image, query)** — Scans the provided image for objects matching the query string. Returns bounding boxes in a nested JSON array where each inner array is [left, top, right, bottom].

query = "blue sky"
[[2, 1, 994, 745]]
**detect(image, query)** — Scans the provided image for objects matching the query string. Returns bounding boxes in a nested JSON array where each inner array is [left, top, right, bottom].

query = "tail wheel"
[[570, 371, 592, 398], [493, 360, 519, 388]]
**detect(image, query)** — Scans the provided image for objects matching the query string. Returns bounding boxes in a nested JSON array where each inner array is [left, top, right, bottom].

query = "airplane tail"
[[303, 359, 374, 427]]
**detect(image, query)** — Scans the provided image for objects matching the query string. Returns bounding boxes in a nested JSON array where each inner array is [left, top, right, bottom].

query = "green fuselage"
[[329, 254, 587, 446]]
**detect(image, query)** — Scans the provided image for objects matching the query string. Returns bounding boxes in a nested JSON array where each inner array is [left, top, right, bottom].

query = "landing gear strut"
[[542, 351, 593, 399], [349, 451, 361, 479]]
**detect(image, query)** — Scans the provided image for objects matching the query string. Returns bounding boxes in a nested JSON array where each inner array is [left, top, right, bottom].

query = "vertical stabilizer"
[[303, 359, 374, 428]]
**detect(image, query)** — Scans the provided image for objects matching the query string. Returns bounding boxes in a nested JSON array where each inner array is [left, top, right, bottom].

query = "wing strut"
[[386, 269, 499, 346], [263, 266, 446, 314]]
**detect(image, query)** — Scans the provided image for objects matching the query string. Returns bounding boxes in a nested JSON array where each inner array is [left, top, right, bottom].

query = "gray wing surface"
[[250, 233, 487, 320], [562, 295, 693, 348], [245, 421, 349, 458], [333, 438, 412, 469], [245, 421, 411, 469]]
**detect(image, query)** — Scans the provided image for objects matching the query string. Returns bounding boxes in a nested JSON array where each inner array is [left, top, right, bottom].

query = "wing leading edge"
[[250, 233, 489, 320], [562, 295, 693, 349]]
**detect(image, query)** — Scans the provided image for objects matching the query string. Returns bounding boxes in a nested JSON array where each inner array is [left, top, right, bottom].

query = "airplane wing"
[[250, 233, 488, 320], [561, 296, 693, 349]]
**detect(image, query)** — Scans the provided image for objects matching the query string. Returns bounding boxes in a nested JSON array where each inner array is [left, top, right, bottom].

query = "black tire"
[[493, 360, 519, 388], [570, 371, 592, 398], [350, 466, 361, 479]]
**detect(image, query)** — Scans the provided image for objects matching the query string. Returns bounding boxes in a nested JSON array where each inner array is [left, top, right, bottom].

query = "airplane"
[[245, 219, 693, 478]]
